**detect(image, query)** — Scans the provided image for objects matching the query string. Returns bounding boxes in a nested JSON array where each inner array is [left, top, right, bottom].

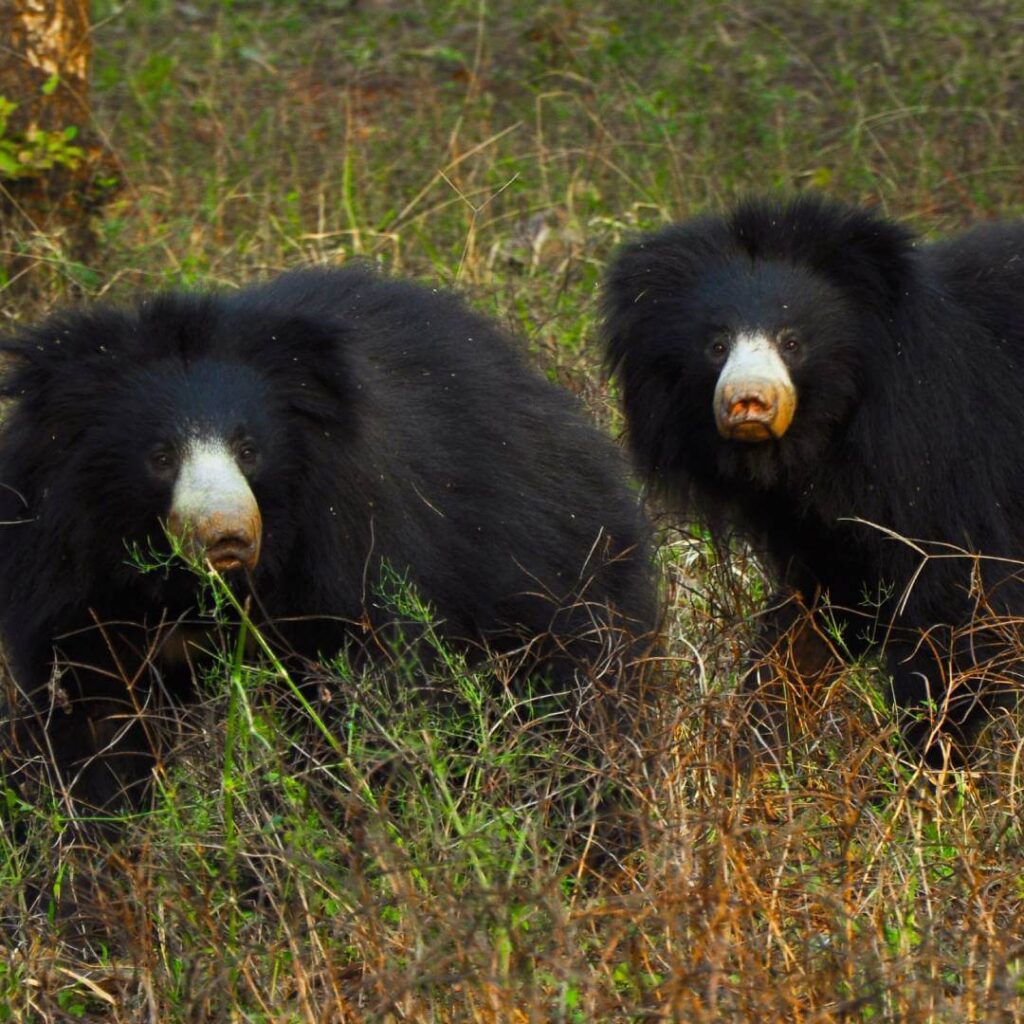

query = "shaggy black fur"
[[0, 266, 657, 809], [603, 193, 1024, 758]]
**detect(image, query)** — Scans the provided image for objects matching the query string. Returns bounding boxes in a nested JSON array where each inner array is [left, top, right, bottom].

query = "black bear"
[[0, 266, 657, 810], [602, 193, 1024, 759]]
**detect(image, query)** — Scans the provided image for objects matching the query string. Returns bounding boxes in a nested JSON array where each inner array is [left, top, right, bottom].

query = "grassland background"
[[1, 1, 1023, 1021]]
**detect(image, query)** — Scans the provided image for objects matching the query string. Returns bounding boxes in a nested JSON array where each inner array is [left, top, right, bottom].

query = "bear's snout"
[[167, 439, 263, 572], [713, 332, 797, 441]]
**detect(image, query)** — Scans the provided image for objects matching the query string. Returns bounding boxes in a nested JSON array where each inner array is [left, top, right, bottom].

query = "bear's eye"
[[707, 337, 729, 361], [236, 441, 260, 470], [779, 330, 800, 353], [148, 448, 179, 479]]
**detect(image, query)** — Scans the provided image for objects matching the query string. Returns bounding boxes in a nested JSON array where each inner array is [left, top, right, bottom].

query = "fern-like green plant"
[[0, 94, 84, 180]]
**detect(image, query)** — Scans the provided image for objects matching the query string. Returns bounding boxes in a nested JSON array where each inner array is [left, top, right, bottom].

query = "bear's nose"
[[167, 507, 263, 573], [717, 380, 792, 441], [196, 518, 262, 573]]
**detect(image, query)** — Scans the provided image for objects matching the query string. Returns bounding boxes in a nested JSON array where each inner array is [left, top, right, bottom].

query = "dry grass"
[[6, 544, 1024, 1022], [1, 1, 1024, 1021]]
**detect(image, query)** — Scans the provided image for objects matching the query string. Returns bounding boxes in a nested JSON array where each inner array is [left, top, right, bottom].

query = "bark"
[[0, 0, 114, 299], [0, 0, 91, 133]]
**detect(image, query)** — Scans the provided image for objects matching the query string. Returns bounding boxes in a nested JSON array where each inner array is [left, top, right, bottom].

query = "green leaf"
[[0, 149, 23, 177]]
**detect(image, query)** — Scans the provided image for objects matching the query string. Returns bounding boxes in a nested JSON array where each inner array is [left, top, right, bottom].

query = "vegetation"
[[0, 93, 85, 182], [1, 1, 1023, 1020]]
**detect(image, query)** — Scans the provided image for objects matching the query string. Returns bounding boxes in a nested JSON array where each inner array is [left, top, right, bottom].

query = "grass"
[[1, 0, 1024, 1020]]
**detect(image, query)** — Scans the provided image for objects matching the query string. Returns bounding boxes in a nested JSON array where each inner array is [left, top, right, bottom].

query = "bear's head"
[[602, 194, 917, 492], [0, 292, 355, 612]]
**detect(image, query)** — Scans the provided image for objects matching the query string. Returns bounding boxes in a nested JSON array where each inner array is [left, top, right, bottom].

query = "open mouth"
[[724, 419, 776, 442], [205, 541, 258, 573]]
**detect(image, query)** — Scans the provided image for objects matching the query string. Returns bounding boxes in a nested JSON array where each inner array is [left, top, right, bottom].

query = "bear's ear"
[[602, 214, 734, 376], [0, 307, 129, 425], [730, 194, 917, 311], [238, 311, 359, 428]]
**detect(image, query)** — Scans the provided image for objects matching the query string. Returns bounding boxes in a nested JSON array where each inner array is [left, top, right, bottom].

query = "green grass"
[[1, 1, 1024, 1020]]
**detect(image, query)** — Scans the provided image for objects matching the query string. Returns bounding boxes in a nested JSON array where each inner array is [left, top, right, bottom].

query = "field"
[[2, 1, 1024, 1020]]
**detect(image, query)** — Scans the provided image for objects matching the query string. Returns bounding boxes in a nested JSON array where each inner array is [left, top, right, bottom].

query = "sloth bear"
[[603, 193, 1024, 760], [0, 266, 657, 810]]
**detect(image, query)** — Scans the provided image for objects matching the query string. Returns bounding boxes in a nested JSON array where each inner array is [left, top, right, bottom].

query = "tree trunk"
[[0, 0, 113, 301], [0, 0, 91, 128]]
